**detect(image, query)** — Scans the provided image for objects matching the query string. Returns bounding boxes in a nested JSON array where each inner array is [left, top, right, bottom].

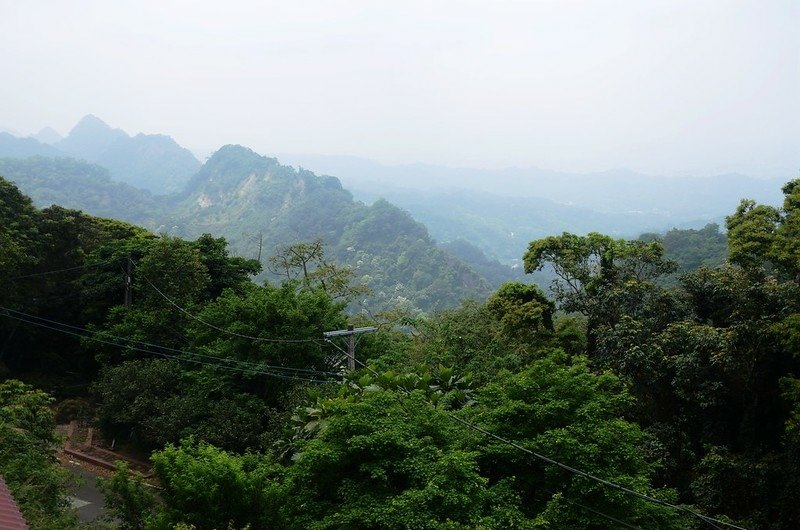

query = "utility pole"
[[124, 253, 132, 307], [347, 329, 355, 371], [323, 325, 377, 371]]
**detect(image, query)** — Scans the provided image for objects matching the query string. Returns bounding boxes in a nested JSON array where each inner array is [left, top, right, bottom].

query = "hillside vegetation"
[[1, 175, 798, 528], [173, 145, 491, 310], [0, 156, 165, 225], [283, 154, 782, 262], [1, 148, 492, 313]]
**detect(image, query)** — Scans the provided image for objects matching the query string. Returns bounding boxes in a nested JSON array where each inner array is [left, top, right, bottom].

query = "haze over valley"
[[1, 114, 785, 271]]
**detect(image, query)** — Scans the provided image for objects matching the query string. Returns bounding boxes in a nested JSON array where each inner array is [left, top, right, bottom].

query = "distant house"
[[0, 476, 28, 529]]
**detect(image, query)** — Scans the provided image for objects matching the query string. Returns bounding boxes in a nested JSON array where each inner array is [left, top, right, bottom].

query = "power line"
[[343, 356, 642, 529], [0, 306, 342, 382], [1, 299, 673, 527], [0, 285, 738, 528], [323, 326, 377, 371], [538, 486, 641, 530], [1, 311, 334, 384], [445, 414, 729, 530], [350, 357, 741, 530], [10, 260, 114, 280], [0, 305, 338, 376], [2, 258, 740, 527], [135, 268, 322, 344], [0, 310, 322, 383]]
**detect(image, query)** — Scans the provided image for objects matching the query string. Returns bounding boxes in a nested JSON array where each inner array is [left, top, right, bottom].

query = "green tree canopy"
[[0, 380, 78, 528], [727, 178, 800, 279]]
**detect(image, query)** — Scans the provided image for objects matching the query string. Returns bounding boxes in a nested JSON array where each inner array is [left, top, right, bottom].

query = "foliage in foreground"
[[0, 380, 78, 528], [104, 351, 692, 530], [3, 176, 800, 528]]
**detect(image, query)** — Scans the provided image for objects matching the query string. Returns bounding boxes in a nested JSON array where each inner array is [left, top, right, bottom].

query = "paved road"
[[63, 461, 108, 524]]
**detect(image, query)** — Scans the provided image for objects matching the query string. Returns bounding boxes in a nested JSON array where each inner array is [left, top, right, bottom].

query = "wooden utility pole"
[[124, 254, 133, 307], [323, 325, 377, 371]]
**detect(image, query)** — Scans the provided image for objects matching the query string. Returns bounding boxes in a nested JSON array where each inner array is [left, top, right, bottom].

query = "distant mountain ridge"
[[277, 153, 784, 262], [0, 147, 495, 312], [0, 115, 782, 310], [0, 157, 165, 227], [351, 186, 706, 263], [278, 153, 784, 219], [0, 115, 200, 195], [0, 133, 63, 158], [56, 114, 129, 161], [168, 145, 492, 311], [30, 126, 62, 145], [56, 115, 201, 194]]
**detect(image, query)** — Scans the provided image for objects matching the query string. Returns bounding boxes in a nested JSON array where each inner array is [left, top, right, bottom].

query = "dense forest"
[[1, 171, 799, 528], [0, 148, 495, 313]]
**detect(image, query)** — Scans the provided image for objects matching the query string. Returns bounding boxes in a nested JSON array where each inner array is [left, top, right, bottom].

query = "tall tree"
[[727, 178, 800, 279], [268, 239, 369, 302], [523, 232, 677, 354]]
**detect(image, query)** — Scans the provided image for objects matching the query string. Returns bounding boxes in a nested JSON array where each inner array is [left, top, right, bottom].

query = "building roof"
[[0, 476, 29, 530]]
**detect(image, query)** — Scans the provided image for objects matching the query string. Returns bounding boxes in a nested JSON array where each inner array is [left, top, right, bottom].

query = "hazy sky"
[[1, 0, 797, 177]]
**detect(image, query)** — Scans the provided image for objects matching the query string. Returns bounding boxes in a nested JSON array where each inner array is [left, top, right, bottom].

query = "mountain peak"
[[76, 113, 107, 126], [68, 114, 124, 136], [210, 144, 264, 161], [185, 145, 271, 191], [196, 145, 271, 174], [30, 126, 62, 145], [58, 115, 129, 162]]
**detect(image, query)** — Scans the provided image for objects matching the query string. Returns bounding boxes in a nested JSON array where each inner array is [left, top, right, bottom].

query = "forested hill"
[[0, 147, 493, 312], [168, 145, 491, 311], [640, 223, 728, 273], [283, 155, 783, 264], [0, 157, 165, 226], [357, 186, 689, 263]]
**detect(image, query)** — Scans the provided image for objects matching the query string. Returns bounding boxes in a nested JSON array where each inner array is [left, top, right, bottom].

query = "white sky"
[[0, 0, 797, 177]]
